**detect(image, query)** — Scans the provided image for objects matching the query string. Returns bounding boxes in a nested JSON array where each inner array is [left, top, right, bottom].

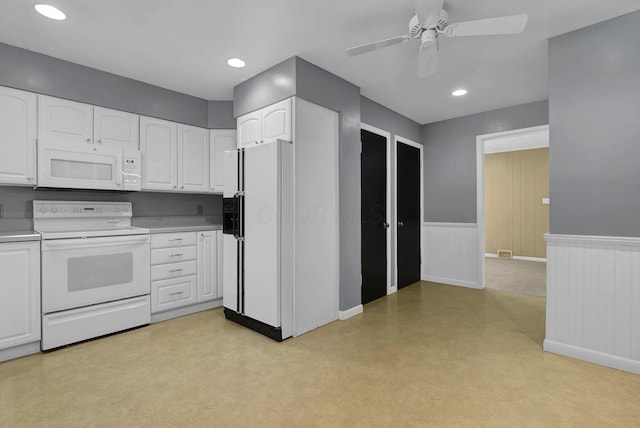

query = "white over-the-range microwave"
[[37, 140, 142, 191]]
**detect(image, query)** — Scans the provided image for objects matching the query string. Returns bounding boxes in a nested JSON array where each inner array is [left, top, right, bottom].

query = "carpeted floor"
[[485, 257, 546, 298]]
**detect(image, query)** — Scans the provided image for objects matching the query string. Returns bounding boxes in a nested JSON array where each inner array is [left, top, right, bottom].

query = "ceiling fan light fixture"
[[452, 89, 468, 97], [34, 4, 66, 20], [227, 58, 246, 68]]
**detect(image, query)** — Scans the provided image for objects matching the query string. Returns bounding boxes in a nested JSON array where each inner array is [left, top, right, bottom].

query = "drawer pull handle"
[[168, 238, 183, 242], [169, 291, 184, 296], [169, 253, 184, 258], [169, 269, 184, 273]]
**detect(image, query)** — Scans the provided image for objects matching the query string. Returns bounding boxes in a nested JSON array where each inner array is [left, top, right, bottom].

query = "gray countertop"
[[132, 216, 222, 234], [0, 231, 41, 243]]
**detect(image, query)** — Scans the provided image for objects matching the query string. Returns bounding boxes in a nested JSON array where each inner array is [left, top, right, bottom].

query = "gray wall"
[[233, 56, 363, 311], [549, 10, 640, 237], [0, 186, 221, 230], [0, 42, 209, 127], [361, 96, 421, 143], [207, 101, 235, 129], [422, 100, 549, 223], [233, 57, 296, 117]]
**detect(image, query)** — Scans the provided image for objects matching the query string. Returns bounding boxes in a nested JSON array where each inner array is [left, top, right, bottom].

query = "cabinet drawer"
[[151, 260, 196, 281], [151, 232, 196, 249], [151, 246, 196, 265], [151, 275, 197, 313]]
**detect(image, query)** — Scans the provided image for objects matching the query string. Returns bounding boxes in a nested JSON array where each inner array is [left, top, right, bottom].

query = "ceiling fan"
[[345, 0, 529, 78]]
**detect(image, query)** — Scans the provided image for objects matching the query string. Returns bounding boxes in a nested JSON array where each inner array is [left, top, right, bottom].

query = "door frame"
[[394, 136, 424, 291], [476, 124, 550, 289], [361, 123, 392, 296]]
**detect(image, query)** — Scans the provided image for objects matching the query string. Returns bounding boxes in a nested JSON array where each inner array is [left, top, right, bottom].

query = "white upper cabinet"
[[93, 107, 139, 150], [237, 110, 261, 147], [262, 98, 292, 144], [140, 116, 178, 191], [178, 124, 209, 193], [237, 98, 292, 148], [209, 129, 237, 193], [0, 86, 37, 186], [38, 95, 93, 144]]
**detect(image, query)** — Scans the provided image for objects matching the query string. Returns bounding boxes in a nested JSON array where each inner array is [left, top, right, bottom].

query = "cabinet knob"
[[86, 138, 91, 143], [27, 177, 33, 181], [97, 139, 102, 144], [174, 185, 177, 189], [181, 186, 184, 189]]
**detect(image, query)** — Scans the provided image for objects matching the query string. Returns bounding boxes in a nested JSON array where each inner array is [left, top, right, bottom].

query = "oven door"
[[37, 140, 123, 190], [41, 234, 150, 313]]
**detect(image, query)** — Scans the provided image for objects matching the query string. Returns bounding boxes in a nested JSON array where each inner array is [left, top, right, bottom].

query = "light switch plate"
[[542, 198, 550, 205]]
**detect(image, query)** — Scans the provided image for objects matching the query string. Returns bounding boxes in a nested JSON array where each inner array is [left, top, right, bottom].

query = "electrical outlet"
[[0, 203, 3, 218], [197, 204, 204, 215]]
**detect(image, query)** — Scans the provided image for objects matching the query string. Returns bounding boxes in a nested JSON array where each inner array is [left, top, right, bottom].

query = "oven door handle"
[[41, 235, 150, 251]]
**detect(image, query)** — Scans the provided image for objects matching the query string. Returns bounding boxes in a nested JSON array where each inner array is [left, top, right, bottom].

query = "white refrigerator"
[[222, 139, 294, 340], [222, 98, 340, 341]]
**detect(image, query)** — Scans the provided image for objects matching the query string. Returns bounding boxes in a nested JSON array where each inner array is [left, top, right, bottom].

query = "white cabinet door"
[[178, 124, 209, 193], [262, 98, 292, 143], [140, 116, 177, 191], [0, 87, 36, 186], [237, 110, 261, 147], [94, 107, 139, 150], [197, 231, 220, 302], [38, 95, 93, 145], [0, 241, 41, 350], [209, 129, 237, 193]]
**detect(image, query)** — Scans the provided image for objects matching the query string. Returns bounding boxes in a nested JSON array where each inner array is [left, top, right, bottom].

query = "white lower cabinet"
[[150, 230, 221, 315], [197, 230, 222, 302], [0, 241, 41, 353]]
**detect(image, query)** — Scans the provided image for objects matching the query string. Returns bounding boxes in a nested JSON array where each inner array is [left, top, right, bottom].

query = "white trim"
[[339, 305, 363, 320], [425, 222, 477, 228], [476, 124, 550, 290], [545, 233, 640, 246], [361, 123, 392, 296], [423, 275, 483, 290], [150, 299, 222, 324], [544, 340, 640, 375], [395, 135, 423, 294], [485, 253, 547, 263], [0, 341, 40, 363]]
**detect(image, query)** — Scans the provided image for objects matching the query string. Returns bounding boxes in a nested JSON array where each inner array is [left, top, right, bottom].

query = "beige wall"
[[485, 147, 549, 258]]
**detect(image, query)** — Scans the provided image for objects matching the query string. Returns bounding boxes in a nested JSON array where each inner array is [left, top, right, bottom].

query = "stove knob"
[[115, 207, 121, 213], [51, 208, 58, 213], [40, 207, 48, 213]]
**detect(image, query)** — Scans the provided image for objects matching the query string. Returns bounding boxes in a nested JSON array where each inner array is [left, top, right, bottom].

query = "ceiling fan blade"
[[415, 0, 444, 26], [417, 43, 437, 78], [446, 14, 529, 37], [345, 35, 411, 57]]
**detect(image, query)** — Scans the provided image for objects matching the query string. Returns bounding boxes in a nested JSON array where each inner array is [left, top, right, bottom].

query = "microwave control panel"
[[122, 149, 142, 191]]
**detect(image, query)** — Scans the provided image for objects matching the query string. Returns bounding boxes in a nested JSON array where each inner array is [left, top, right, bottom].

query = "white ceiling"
[[1, 0, 639, 124]]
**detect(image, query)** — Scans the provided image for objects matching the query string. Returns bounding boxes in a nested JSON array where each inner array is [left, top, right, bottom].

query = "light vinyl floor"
[[1, 282, 639, 427]]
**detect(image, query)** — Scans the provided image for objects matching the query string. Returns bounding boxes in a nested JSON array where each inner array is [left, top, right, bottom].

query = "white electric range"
[[34, 201, 151, 350]]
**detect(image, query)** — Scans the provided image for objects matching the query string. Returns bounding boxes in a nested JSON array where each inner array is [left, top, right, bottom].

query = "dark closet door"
[[397, 142, 421, 289], [361, 129, 388, 304]]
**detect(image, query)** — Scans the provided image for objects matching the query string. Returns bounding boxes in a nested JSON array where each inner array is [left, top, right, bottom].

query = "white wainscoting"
[[544, 234, 640, 374], [422, 222, 481, 289]]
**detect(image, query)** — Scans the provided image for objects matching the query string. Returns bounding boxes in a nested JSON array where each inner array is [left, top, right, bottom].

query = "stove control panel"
[[33, 201, 132, 218]]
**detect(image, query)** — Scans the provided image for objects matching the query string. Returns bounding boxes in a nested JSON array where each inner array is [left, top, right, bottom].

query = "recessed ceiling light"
[[34, 4, 66, 20], [227, 58, 246, 68], [452, 89, 468, 97]]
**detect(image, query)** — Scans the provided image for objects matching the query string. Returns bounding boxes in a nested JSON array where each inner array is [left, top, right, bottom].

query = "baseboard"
[[151, 299, 222, 323], [0, 341, 40, 363], [485, 253, 547, 262], [423, 275, 482, 290], [339, 305, 363, 320], [544, 340, 640, 375]]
